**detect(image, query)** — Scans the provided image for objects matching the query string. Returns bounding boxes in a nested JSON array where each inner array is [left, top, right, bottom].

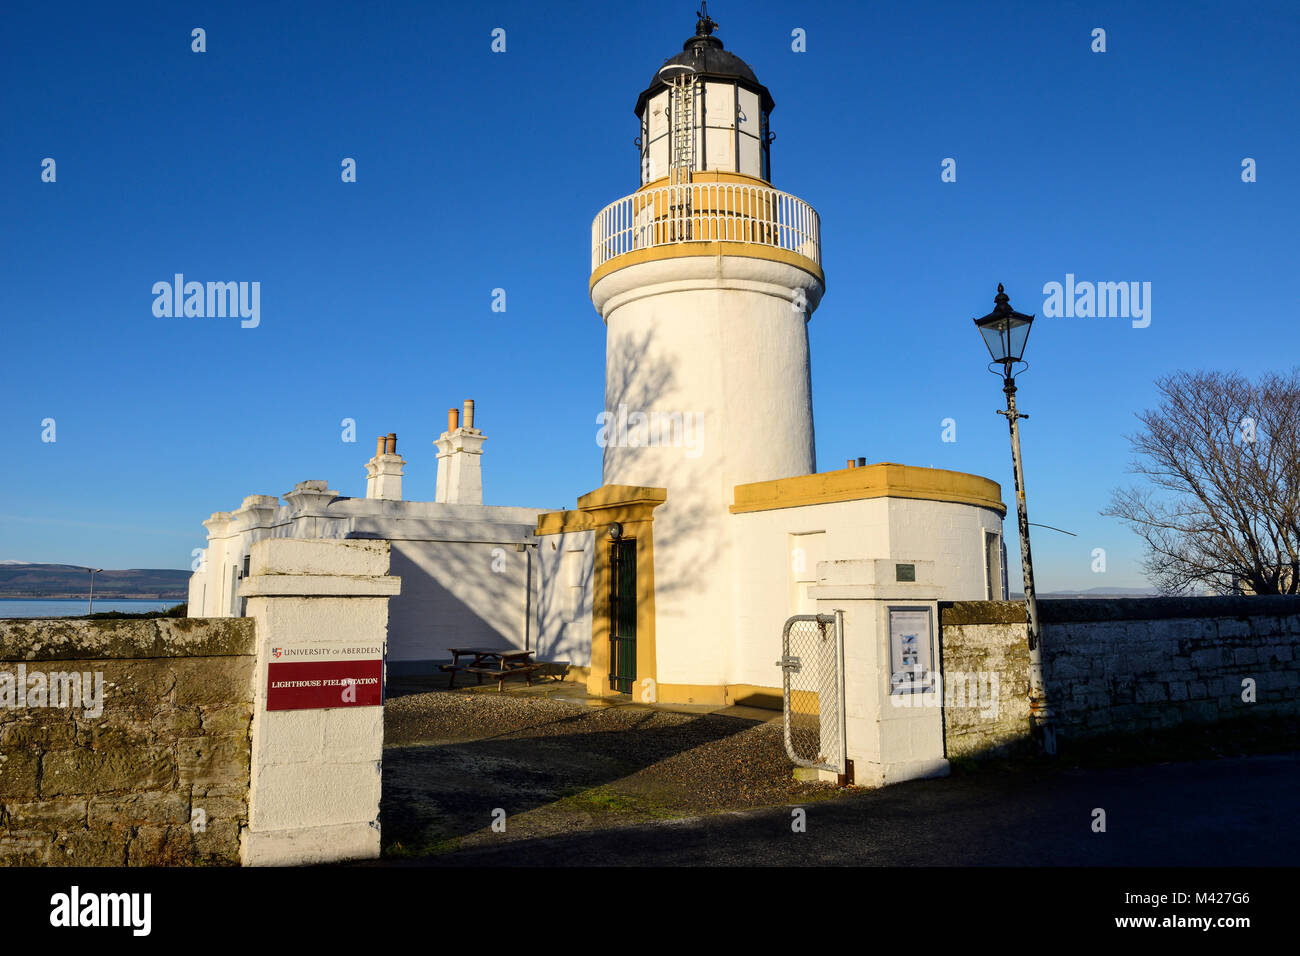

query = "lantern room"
[[634, 6, 774, 185]]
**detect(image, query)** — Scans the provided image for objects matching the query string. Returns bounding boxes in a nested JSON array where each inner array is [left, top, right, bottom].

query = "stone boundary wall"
[[0, 618, 256, 866], [939, 597, 1300, 756], [937, 602, 1030, 757]]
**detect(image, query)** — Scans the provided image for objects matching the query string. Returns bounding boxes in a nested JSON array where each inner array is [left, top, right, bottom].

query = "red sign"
[[267, 646, 383, 711]]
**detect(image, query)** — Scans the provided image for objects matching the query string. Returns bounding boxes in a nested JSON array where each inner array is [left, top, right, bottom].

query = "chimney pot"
[[463, 399, 475, 430], [386, 433, 397, 455], [857, 457, 867, 467], [448, 408, 459, 432], [846, 458, 855, 469], [376, 436, 386, 457]]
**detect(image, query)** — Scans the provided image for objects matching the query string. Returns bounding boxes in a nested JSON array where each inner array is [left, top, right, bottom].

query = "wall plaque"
[[266, 643, 384, 711]]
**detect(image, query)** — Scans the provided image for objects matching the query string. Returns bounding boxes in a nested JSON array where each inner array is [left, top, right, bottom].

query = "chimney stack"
[[435, 399, 486, 505], [365, 430, 405, 500]]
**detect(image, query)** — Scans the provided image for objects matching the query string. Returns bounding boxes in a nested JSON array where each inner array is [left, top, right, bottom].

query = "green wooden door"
[[609, 539, 637, 694]]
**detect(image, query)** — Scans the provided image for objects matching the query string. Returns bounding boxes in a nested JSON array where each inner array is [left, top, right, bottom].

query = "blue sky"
[[2, 0, 1297, 592]]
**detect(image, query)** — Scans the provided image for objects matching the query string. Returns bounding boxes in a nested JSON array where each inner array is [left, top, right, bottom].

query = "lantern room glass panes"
[[639, 78, 770, 185]]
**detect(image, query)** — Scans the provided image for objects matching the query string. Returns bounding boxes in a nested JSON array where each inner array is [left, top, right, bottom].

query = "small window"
[[984, 531, 1003, 600], [241, 554, 250, 579]]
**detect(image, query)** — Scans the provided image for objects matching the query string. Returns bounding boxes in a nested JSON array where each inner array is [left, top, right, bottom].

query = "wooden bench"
[[443, 647, 535, 688], [441, 648, 571, 690], [438, 662, 472, 686], [534, 660, 571, 682], [463, 662, 544, 691]]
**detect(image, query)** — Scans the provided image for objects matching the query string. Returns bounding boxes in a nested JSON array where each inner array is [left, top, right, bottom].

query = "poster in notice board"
[[888, 606, 934, 694]]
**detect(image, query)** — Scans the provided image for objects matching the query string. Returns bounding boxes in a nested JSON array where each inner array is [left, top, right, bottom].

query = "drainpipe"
[[515, 541, 536, 652]]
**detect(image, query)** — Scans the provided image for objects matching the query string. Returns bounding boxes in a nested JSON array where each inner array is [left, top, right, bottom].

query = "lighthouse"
[[589, 6, 825, 693], [593, 7, 823, 493], [186, 5, 1009, 735]]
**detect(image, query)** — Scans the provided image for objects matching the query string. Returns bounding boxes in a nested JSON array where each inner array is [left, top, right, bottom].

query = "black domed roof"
[[635, 25, 775, 116]]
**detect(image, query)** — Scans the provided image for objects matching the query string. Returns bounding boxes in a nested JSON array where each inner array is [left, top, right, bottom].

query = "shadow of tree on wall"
[[527, 321, 727, 677], [344, 321, 722, 679], [598, 312, 730, 653], [358, 321, 743, 844]]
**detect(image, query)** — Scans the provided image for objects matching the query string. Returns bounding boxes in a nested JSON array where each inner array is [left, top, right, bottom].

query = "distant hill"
[[0, 563, 190, 600], [1009, 586, 1164, 600]]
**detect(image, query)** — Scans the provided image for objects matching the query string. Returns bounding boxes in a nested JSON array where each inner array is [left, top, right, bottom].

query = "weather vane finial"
[[696, 3, 718, 36]]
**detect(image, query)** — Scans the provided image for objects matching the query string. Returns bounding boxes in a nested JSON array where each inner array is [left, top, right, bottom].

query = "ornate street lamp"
[[973, 284, 1056, 755]]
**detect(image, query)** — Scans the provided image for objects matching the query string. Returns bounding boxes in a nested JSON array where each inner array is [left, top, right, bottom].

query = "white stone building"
[[189, 13, 1007, 708]]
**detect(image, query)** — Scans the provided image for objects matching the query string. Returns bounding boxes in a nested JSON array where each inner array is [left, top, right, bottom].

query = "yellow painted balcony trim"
[[639, 170, 773, 192], [590, 241, 824, 292], [730, 463, 1007, 517]]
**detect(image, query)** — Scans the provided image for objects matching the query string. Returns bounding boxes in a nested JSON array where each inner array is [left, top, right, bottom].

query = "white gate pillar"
[[811, 559, 948, 788], [238, 538, 400, 866]]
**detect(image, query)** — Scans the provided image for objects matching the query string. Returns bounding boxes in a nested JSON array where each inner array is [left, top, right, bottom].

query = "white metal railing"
[[591, 182, 821, 273]]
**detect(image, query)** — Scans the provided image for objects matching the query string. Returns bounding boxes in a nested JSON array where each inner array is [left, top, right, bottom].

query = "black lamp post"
[[973, 284, 1056, 755]]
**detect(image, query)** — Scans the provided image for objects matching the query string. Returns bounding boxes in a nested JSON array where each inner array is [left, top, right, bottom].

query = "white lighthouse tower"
[[590, 6, 825, 694]]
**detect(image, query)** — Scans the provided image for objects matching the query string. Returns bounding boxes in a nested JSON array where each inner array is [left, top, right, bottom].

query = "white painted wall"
[[593, 254, 824, 689], [730, 496, 1004, 692], [188, 487, 581, 671], [533, 529, 595, 668]]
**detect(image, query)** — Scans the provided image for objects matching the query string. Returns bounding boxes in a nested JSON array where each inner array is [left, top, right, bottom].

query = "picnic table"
[[441, 647, 544, 691]]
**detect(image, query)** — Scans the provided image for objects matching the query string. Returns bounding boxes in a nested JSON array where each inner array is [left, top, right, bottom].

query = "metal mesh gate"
[[778, 612, 846, 775]]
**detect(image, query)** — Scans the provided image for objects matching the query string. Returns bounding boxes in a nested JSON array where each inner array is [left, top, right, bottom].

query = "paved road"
[[397, 752, 1299, 866]]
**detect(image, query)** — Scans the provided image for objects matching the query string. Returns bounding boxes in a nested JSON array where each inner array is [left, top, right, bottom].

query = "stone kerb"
[[238, 538, 400, 866]]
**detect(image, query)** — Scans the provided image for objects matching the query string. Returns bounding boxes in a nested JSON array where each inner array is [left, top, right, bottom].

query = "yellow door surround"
[[535, 485, 667, 698]]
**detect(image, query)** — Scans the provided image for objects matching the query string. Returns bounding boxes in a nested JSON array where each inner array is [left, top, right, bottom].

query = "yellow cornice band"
[[730, 463, 1006, 516], [590, 241, 824, 292]]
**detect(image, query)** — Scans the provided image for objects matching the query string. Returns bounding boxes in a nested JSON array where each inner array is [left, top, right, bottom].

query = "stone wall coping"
[[0, 617, 256, 663], [239, 574, 401, 598], [1040, 595, 1300, 623], [940, 596, 1300, 626], [249, 538, 391, 578], [940, 601, 1029, 626]]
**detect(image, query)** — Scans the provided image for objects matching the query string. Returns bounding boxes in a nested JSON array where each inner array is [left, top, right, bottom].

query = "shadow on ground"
[[379, 681, 839, 859], [380, 751, 1300, 867]]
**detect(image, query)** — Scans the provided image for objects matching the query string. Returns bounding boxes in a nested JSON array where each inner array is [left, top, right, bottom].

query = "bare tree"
[[1103, 369, 1300, 595]]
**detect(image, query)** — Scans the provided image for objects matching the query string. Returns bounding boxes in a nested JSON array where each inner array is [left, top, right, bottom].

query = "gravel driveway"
[[380, 683, 840, 859]]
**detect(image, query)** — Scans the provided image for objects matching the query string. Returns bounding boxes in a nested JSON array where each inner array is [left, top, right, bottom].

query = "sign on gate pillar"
[[810, 558, 949, 788], [238, 538, 400, 866], [267, 643, 384, 711]]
